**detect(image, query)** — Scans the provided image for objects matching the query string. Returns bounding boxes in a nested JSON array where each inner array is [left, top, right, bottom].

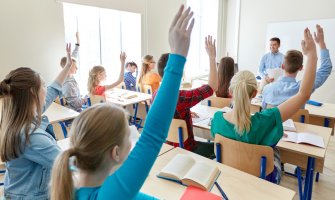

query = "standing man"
[[258, 37, 284, 93]]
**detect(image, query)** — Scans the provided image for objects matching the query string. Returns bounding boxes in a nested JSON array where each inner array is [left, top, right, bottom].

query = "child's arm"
[[278, 28, 317, 121], [55, 44, 72, 86], [205, 35, 218, 92], [98, 5, 194, 199], [104, 52, 126, 91], [71, 32, 80, 58]]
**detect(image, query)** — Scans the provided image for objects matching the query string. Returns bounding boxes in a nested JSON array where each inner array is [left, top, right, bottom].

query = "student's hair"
[[138, 55, 154, 84], [50, 104, 128, 200], [157, 53, 169, 78], [270, 37, 281, 45], [125, 62, 138, 69], [229, 70, 257, 135], [284, 50, 303, 74], [216, 57, 235, 98], [87, 66, 105, 94], [60, 57, 76, 68], [0, 67, 42, 161]]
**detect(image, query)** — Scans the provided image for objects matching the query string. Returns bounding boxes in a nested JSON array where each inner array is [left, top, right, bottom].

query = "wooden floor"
[[0, 136, 334, 199]]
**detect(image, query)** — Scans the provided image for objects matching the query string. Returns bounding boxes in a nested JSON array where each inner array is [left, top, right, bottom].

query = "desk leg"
[[296, 167, 303, 200], [145, 101, 149, 113], [324, 118, 330, 127], [303, 157, 315, 200], [132, 103, 139, 126], [315, 172, 319, 182]]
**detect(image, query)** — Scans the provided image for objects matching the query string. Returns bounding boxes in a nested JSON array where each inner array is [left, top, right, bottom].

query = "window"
[[185, 0, 218, 80], [63, 3, 141, 93]]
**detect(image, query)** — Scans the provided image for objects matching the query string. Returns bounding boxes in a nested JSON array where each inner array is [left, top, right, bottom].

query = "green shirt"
[[211, 107, 283, 146]]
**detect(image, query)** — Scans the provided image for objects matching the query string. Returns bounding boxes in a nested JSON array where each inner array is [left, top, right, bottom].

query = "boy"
[[124, 61, 138, 91]]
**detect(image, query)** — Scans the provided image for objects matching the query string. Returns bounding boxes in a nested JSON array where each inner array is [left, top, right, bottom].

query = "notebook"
[[282, 119, 296, 132], [157, 154, 221, 191], [267, 68, 283, 81], [282, 131, 325, 148], [181, 186, 222, 200]]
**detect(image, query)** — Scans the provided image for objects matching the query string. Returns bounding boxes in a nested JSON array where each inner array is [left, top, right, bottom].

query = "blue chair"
[[167, 119, 188, 148], [204, 96, 232, 108], [87, 95, 106, 106], [214, 134, 274, 179], [0, 161, 5, 186]]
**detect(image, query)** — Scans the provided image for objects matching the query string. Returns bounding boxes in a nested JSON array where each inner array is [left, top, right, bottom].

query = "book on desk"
[[157, 154, 221, 191]]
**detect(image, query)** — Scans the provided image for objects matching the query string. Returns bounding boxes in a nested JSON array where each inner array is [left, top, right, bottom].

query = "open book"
[[282, 119, 296, 132], [267, 68, 283, 81], [282, 131, 325, 148], [157, 154, 221, 191]]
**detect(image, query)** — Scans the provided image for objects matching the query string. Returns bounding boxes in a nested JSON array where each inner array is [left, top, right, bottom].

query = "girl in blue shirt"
[[50, 5, 195, 200]]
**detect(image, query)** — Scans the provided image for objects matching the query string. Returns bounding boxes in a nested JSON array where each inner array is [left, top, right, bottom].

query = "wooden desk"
[[105, 88, 152, 107], [43, 102, 79, 123], [305, 103, 335, 133], [141, 148, 296, 200]]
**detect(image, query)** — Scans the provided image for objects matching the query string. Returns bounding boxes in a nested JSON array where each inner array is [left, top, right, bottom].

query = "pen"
[[215, 181, 229, 200]]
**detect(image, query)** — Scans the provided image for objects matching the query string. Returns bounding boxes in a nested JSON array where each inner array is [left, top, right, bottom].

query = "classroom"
[[0, 0, 334, 199]]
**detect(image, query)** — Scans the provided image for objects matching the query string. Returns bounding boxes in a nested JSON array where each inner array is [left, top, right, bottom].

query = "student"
[[88, 52, 126, 95], [152, 35, 218, 156], [60, 32, 86, 112], [124, 61, 138, 91], [258, 37, 284, 93], [262, 25, 332, 108], [138, 55, 161, 93], [216, 57, 236, 98], [211, 28, 317, 184], [50, 5, 194, 200], [0, 44, 73, 199]]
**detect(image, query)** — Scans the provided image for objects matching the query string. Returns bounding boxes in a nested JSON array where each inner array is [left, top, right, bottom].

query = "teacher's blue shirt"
[[258, 51, 284, 78]]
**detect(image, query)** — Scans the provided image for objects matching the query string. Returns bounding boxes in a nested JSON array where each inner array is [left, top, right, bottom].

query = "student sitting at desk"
[[262, 25, 332, 108], [124, 61, 138, 91], [138, 55, 161, 93], [88, 52, 126, 95], [216, 56, 236, 98], [60, 32, 87, 112], [151, 35, 218, 157], [50, 5, 194, 199], [211, 28, 318, 184], [0, 44, 73, 199]]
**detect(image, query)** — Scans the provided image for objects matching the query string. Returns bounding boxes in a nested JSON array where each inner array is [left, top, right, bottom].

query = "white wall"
[[0, 0, 185, 84], [0, 0, 65, 82], [237, 0, 335, 103]]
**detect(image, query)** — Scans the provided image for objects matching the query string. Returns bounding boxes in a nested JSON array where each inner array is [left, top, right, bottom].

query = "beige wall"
[[237, 0, 335, 103]]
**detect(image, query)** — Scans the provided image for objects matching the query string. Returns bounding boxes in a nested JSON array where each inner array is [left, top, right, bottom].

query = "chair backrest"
[[167, 119, 188, 148], [291, 109, 309, 123], [117, 82, 126, 90], [88, 95, 106, 106], [141, 84, 153, 94], [214, 134, 274, 178], [203, 96, 232, 108], [54, 96, 67, 106]]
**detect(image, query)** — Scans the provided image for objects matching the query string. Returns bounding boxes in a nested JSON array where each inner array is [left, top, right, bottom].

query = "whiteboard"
[[266, 18, 335, 68]]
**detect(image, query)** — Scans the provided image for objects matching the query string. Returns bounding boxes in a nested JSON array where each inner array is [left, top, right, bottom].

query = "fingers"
[[176, 7, 191, 28], [181, 11, 193, 30], [170, 5, 184, 30], [66, 43, 71, 54], [186, 18, 195, 35]]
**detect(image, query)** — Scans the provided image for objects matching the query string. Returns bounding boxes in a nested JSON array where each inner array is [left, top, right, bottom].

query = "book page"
[[182, 161, 219, 190], [158, 154, 196, 181], [282, 119, 296, 132], [297, 132, 325, 148], [267, 68, 283, 80], [281, 131, 298, 143]]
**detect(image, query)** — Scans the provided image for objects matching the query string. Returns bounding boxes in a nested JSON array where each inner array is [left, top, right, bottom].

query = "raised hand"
[[313, 24, 326, 49], [120, 52, 127, 63], [169, 5, 195, 57], [65, 43, 73, 68], [301, 28, 316, 56], [205, 35, 216, 59]]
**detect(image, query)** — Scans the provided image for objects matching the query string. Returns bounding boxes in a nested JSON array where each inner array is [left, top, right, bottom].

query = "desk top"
[[141, 147, 296, 200], [43, 102, 79, 124], [305, 103, 335, 119], [277, 122, 332, 159], [105, 88, 152, 106]]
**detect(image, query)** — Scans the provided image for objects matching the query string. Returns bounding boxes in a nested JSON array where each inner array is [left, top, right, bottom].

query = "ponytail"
[[0, 79, 10, 97], [229, 71, 257, 135], [50, 149, 75, 200]]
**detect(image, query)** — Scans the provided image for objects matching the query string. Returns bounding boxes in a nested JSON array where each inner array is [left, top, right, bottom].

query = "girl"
[[211, 28, 317, 184], [216, 57, 235, 98], [0, 44, 73, 199], [88, 52, 127, 95], [50, 5, 195, 200], [138, 55, 162, 93]]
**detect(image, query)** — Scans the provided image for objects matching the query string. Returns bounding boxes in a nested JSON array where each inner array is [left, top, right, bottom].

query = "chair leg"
[[260, 156, 266, 179], [315, 172, 320, 182], [215, 143, 222, 163]]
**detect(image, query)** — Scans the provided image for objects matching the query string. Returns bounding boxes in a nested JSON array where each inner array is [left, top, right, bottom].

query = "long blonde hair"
[[50, 104, 128, 200], [138, 55, 154, 84], [87, 66, 105, 94], [0, 67, 42, 161], [229, 70, 257, 135]]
